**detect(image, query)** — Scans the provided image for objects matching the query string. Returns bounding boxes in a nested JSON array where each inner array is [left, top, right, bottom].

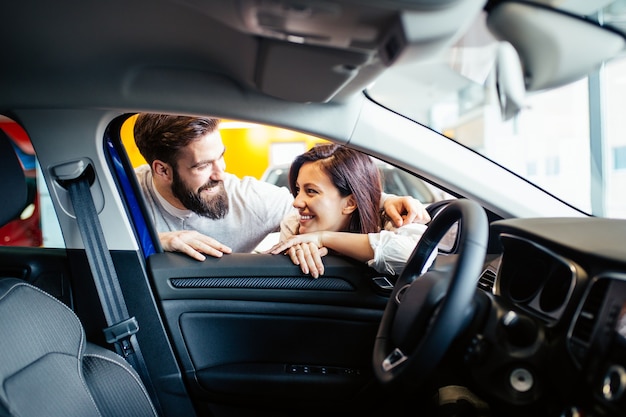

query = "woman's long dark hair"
[[288, 143, 382, 234]]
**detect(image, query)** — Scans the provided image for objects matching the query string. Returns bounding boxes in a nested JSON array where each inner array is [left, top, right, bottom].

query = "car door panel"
[[148, 252, 391, 410]]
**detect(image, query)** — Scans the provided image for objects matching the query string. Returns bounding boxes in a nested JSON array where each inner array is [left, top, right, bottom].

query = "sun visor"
[[255, 39, 373, 102]]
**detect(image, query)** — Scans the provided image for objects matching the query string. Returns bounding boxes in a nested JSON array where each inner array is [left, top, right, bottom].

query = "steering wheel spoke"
[[382, 348, 408, 372]]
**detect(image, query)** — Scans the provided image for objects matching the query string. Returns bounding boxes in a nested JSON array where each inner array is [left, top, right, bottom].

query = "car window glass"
[[0, 117, 64, 248], [603, 57, 626, 217], [120, 115, 450, 200], [118, 115, 456, 253]]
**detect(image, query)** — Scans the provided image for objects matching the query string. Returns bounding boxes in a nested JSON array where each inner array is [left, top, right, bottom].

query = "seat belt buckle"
[[118, 338, 135, 358], [103, 316, 139, 345]]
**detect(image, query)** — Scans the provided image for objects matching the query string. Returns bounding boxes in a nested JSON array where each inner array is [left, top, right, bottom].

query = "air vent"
[[477, 268, 496, 293], [569, 278, 609, 365]]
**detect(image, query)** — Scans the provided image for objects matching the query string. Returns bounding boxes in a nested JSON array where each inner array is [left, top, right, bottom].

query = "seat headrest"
[[0, 278, 84, 380], [0, 130, 28, 226]]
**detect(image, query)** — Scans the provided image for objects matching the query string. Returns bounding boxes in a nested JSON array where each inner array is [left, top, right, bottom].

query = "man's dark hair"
[[133, 114, 220, 166]]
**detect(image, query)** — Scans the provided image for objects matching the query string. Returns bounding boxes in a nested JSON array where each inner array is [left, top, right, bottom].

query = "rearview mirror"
[[495, 41, 526, 120], [487, 2, 626, 92]]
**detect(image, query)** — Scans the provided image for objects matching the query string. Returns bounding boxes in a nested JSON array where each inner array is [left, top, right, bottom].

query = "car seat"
[[0, 130, 158, 417]]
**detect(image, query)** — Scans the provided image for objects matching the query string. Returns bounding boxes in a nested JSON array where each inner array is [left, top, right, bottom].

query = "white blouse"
[[280, 212, 437, 275]]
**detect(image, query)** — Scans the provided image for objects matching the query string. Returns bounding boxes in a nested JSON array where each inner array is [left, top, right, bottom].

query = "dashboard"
[[466, 217, 626, 416]]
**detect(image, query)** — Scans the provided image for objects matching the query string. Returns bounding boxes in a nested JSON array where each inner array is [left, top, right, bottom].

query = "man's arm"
[[159, 230, 232, 261], [381, 194, 430, 227]]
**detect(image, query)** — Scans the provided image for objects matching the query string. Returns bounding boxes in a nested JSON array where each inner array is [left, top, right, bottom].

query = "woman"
[[268, 143, 435, 278]]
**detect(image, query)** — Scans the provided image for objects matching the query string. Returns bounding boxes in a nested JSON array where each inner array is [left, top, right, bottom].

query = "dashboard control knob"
[[602, 365, 626, 401], [509, 367, 533, 392], [501, 311, 538, 347]]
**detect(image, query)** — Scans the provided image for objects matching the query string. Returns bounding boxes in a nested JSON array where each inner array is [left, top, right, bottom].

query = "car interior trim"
[[170, 276, 355, 291]]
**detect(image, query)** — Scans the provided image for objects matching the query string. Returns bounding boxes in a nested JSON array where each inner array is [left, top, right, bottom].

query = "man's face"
[[170, 131, 229, 219]]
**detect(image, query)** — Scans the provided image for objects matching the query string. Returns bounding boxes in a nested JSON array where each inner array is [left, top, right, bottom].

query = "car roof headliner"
[[0, 0, 484, 115]]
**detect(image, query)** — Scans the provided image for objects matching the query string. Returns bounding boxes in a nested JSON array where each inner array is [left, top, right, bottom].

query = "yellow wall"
[[121, 116, 326, 179], [121, 115, 144, 167]]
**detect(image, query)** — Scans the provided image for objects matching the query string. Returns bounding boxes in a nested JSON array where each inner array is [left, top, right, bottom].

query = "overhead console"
[[179, 0, 487, 102]]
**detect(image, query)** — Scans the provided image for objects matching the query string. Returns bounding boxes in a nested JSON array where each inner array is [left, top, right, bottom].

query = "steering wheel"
[[373, 198, 488, 386]]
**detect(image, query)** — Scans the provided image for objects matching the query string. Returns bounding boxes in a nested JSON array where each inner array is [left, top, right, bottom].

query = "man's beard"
[[171, 170, 229, 219]]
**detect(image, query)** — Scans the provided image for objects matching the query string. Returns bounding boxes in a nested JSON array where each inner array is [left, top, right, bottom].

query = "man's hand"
[[383, 195, 430, 227], [267, 234, 329, 278], [159, 230, 232, 261]]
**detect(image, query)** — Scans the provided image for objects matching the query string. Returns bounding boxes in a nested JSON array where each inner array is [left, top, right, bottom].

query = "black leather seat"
[[0, 130, 158, 417]]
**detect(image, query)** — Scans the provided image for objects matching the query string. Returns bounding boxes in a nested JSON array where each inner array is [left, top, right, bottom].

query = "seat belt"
[[54, 161, 162, 414]]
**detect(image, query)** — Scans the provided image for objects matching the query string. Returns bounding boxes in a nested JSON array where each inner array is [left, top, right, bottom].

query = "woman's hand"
[[267, 234, 328, 278]]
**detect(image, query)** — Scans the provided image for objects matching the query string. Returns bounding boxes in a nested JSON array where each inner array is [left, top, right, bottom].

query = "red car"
[[0, 119, 42, 247]]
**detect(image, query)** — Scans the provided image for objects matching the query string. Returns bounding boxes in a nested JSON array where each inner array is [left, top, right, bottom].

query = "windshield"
[[367, 1, 626, 219]]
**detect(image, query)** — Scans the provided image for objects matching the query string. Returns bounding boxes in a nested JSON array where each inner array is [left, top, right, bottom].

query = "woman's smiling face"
[[292, 161, 356, 234]]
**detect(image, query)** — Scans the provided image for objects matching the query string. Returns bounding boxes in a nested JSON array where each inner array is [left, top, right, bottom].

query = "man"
[[133, 113, 430, 262]]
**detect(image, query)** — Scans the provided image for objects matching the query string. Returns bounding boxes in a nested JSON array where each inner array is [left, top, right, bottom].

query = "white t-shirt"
[[136, 165, 295, 253]]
